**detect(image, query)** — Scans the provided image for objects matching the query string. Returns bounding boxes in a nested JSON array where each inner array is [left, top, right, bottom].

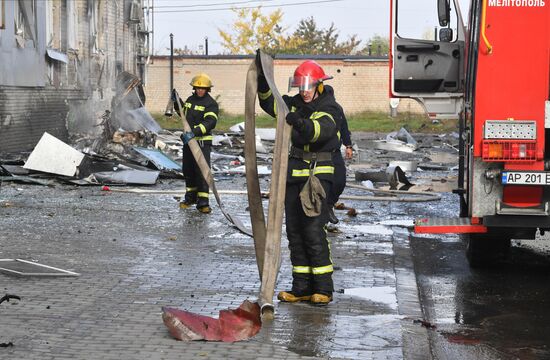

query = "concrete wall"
[[144, 55, 425, 116], [0, 0, 149, 154]]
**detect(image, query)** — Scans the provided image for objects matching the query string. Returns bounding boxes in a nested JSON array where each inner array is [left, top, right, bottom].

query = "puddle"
[[343, 286, 398, 310], [347, 224, 394, 236], [377, 219, 414, 227]]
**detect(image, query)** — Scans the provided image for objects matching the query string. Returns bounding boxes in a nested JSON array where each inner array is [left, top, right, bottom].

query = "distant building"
[[144, 54, 424, 117], [0, 0, 151, 153]]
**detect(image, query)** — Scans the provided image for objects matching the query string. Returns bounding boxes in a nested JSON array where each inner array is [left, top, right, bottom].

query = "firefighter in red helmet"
[[256, 57, 345, 305]]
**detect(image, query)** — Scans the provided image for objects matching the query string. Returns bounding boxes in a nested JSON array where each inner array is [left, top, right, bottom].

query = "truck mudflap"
[[415, 217, 487, 234]]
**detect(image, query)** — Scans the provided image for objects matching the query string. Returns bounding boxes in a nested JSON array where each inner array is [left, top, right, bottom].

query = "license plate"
[[501, 172, 550, 185]]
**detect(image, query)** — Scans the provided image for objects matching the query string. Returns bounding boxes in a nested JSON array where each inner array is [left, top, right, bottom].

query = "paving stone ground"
[[0, 165, 453, 359]]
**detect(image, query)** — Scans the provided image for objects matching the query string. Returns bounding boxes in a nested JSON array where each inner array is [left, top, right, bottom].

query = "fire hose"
[[172, 94, 252, 237], [244, 51, 291, 320], [170, 51, 288, 320], [161, 51, 440, 340]]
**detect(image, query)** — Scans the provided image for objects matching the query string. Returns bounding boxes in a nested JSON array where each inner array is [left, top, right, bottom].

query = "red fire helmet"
[[289, 60, 333, 91]]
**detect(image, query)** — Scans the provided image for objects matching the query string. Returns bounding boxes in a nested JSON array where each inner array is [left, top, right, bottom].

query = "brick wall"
[[144, 55, 425, 116]]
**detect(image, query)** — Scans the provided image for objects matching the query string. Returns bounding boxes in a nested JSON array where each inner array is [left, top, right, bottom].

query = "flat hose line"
[[244, 51, 291, 320], [173, 93, 253, 237]]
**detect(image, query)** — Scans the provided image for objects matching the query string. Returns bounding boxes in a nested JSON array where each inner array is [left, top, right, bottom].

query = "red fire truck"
[[389, 0, 550, 265]]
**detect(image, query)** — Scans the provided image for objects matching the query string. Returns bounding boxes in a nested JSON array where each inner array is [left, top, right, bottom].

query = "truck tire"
[[464, 233, 511, 268]]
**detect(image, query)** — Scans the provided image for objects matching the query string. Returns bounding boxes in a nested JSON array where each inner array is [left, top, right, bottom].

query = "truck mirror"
[[439, 28, 453, 42], [437, 0, 451, 27]]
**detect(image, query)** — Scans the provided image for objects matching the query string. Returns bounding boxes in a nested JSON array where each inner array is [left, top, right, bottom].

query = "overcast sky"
[[150, 0, 471, 55]]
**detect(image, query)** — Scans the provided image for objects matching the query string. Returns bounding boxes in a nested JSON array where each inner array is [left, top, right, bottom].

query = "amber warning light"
[[482, 140, 538, 161]]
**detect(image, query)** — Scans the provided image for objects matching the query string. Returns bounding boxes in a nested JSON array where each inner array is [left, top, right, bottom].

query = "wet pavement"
[[0, 177, 431, 360], [2, 132, 549, 359], [411, 232, 550, 359]]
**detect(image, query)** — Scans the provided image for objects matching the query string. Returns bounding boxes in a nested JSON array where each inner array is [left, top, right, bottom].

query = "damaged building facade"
[[0, 0, 151, 153]]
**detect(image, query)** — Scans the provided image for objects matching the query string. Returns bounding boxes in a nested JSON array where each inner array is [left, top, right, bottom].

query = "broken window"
[[89, 0, 100, 53], [129, 0, 144, 25], [66, 0, 78, 50], [45, 0, 53, 47], [14, 0, 37, 48]]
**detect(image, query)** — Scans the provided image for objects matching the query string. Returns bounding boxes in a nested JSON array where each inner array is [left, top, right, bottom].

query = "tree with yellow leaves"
[[218, 7, 360, 55], [218, 8, 296, 54]]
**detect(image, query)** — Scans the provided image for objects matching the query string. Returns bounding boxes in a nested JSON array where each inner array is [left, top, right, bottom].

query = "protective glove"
[[257, 74, 270, 94], [191, 126, 203, 136], [286, 112, 304, 130], [170, 88, 178, 102], [282, 94, 291, 106], [180, 131, 195, 145]]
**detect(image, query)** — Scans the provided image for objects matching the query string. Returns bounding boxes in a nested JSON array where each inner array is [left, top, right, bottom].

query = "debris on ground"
[[373, 128, 418, 153], [413, 318, 437, 329], [162, 300, 261, 342], [0, 294, 21, 304], [0, 259, 79, 277]]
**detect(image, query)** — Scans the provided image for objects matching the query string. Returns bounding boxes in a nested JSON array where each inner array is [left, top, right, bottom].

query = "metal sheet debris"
[[389, 160, 418, 172], [23, 132, 85, 177], [373, 128, 418, 153], [255, 128, 276, 141], [0, 165, 29, 175], [217, 165, 271, 176], [353, 166, 413, 190], [0, 259, 79, 277], [0, 175, 53, 186], [46, 48, 69, 63], [373, 139, 416, 153], [132, 147, 182, 171], [229, 122, 245, 132], [212, 134, 233, 147], [116, 107, 162, 134], [86, 169, 159, 185], [387, 165, 413, 190], [390, 128, 417, 147]]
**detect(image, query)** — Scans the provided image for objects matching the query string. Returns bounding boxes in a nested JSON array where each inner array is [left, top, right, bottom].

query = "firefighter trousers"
[[327, 150, 346, 207], [182, 141, 211, 207], [285, 179, 334, 296]]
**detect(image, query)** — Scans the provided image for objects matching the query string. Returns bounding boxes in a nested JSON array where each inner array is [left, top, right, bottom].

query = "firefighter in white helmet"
[[173, 73, 218, 213]]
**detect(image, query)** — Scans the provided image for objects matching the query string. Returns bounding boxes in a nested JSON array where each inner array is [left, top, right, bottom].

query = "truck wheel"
[[464, 233, 511, 268]]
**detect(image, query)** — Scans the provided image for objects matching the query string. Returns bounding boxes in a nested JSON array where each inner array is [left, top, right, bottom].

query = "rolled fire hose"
[[173, 94, 253, 237], [244, 51, 291, 320]]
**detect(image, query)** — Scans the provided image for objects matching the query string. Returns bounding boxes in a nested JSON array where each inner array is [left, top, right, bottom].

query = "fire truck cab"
[[390, 0, 550, 265]]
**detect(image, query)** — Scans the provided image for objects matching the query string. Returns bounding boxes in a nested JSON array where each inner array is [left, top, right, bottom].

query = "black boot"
[[179, 192, 197, 209], [196, 198, 211, 214], [328, 207, 339, 224]]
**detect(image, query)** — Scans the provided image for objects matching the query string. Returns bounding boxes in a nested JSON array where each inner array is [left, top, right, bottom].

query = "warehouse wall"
[[144, 55, 425, 116], [0, 0, 149, 154]]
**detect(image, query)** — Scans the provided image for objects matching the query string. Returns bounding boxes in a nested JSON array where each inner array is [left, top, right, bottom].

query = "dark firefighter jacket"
[[336, 101, 352, 147], [175, 92, 218, 141], [258, 79, 340, 183]]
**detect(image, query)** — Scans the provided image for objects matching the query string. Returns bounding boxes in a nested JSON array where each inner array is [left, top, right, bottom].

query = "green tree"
[[281, 17, 360, 55], [173, 46, 199, 55], [360, 35, 390, 56], [319, 22, 361, 54]]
